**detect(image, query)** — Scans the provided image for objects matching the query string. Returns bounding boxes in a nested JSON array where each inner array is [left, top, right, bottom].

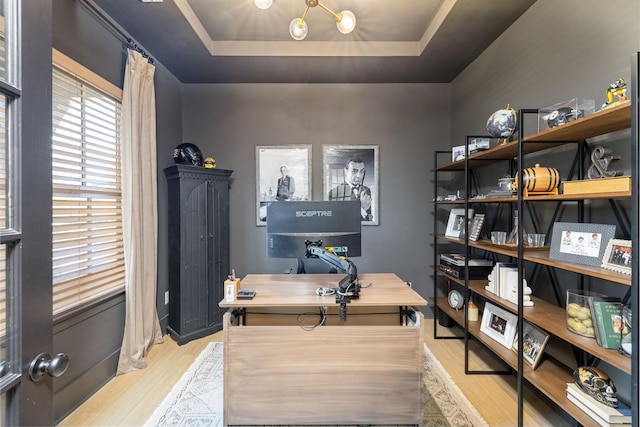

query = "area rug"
[[145, 342, 487, 427]]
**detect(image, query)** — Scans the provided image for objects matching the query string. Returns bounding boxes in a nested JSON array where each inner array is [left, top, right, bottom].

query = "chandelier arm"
[[316, 2, 342, 22], [299, 5, 311, 24]]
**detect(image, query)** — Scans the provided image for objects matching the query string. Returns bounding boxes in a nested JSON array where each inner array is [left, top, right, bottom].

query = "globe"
[[486, 105, 517, 139]]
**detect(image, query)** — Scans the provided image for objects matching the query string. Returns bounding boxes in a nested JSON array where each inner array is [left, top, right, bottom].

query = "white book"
[[566, 383, 631, 424], [492, 264, 500, 297]]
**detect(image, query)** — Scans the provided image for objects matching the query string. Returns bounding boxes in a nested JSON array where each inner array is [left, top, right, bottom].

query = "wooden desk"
[[220, 273, 427, 426]]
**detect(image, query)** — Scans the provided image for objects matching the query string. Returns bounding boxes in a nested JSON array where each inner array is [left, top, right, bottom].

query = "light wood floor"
[[58, 319, 570, 426]]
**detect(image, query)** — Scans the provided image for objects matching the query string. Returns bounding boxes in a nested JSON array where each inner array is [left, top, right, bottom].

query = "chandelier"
[[254, 0, 356, 41]]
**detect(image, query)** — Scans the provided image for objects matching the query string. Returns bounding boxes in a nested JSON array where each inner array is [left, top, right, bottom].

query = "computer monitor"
[[266, 200, 362, 259]]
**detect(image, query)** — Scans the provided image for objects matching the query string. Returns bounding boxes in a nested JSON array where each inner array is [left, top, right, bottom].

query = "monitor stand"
[[295, 257, 337, 274]]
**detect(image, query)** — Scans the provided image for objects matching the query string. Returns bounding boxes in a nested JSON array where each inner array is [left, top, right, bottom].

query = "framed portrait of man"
[[256, 145, 312, 226], [322, 144, 379, 225]]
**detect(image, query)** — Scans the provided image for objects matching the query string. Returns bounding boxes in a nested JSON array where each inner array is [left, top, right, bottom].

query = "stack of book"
[[566, 383, 631, 426]]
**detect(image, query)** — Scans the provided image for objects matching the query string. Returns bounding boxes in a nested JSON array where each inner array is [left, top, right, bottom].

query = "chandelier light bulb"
[[254, 0, 273, 10], [336, 10, 356, 34], [289, 18, 308, 40]]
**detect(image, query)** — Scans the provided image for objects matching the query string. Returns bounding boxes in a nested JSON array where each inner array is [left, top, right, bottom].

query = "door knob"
[[29, 352, 69, 382]]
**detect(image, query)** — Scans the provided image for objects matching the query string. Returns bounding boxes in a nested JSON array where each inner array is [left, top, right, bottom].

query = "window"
[[52, 53, 124, 317]]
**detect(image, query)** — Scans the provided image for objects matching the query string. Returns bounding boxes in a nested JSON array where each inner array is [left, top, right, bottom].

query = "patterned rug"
[[145, 342, 487, 426]]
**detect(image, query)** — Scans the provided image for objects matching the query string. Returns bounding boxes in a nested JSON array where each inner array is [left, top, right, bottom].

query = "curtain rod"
[[78, 0, 155, 64]]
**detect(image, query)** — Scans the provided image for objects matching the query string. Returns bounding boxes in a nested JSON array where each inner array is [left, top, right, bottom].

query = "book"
[[566, 383, 632, 424], [567, 394, 630, 427], [588, 297, 623, 349]]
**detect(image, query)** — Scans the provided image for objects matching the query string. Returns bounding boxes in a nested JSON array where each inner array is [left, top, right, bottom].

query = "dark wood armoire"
[[164, 164, 233, 345]]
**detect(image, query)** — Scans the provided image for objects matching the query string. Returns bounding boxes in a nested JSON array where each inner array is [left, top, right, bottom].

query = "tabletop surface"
[[219, 273, 428, 308]]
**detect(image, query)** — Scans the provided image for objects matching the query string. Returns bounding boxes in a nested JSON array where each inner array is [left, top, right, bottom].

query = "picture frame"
[[256, 145, 312, 226], [549, 222, 616, 267], [468, 213, 486, 242], [445, 208, 474, 238], [480, 302, 517, 349], [512, 321, 550, 369], [322, 144, 379, 225], [601, 238, 632, 275]]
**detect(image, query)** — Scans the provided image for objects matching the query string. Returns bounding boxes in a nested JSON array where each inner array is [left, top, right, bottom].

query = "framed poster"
[[255, 145, 312, 226], [322, 144, 379, 225], [549, 222, 616, 266]]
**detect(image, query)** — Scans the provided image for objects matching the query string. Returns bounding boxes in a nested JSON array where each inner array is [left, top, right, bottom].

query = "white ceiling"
[[92, 0, 537, 83]]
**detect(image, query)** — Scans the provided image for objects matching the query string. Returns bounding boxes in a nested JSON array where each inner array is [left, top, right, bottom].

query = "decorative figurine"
[[513, 164, 560, 196], [600, 78, 627, 110], [204, 156, 217, 169], [587, 146, 622, 179]]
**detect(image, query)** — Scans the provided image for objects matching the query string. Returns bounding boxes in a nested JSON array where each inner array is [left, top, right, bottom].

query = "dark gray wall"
[[179, 83, 451, 308]]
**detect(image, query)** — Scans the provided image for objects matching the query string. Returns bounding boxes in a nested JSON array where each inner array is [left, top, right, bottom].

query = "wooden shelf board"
[[463, 281, 632, 374], [527, 191, 631, 200], [523, 251, 632, 286], [441, 276, 633, 374], [433, 191, 630, 204], [526, 101, 631, 143], [437, 235, 632, 286], [435, 101, 631, 172], [436, 140, 567, 171], [436, 299, 607, 427]]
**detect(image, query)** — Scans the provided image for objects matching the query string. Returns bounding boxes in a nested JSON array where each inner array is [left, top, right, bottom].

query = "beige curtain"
[[117, 49, 163, 375]]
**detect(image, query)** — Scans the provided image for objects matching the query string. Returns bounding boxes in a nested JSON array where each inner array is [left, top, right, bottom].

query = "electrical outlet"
[[165, 291, 169, 305]]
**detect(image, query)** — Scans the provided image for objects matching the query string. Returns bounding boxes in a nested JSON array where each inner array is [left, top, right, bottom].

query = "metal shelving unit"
[[431, 55, 638, 426]]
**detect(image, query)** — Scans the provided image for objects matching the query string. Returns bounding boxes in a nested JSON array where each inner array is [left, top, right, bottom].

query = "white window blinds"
[[52, 66, 124, 317]]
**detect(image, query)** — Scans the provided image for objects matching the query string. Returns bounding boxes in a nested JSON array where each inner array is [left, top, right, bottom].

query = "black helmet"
[[173, 143, 203, 166]]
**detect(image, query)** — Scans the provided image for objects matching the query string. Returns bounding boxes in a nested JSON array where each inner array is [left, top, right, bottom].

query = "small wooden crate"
[[562, 176, 631, 195]]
